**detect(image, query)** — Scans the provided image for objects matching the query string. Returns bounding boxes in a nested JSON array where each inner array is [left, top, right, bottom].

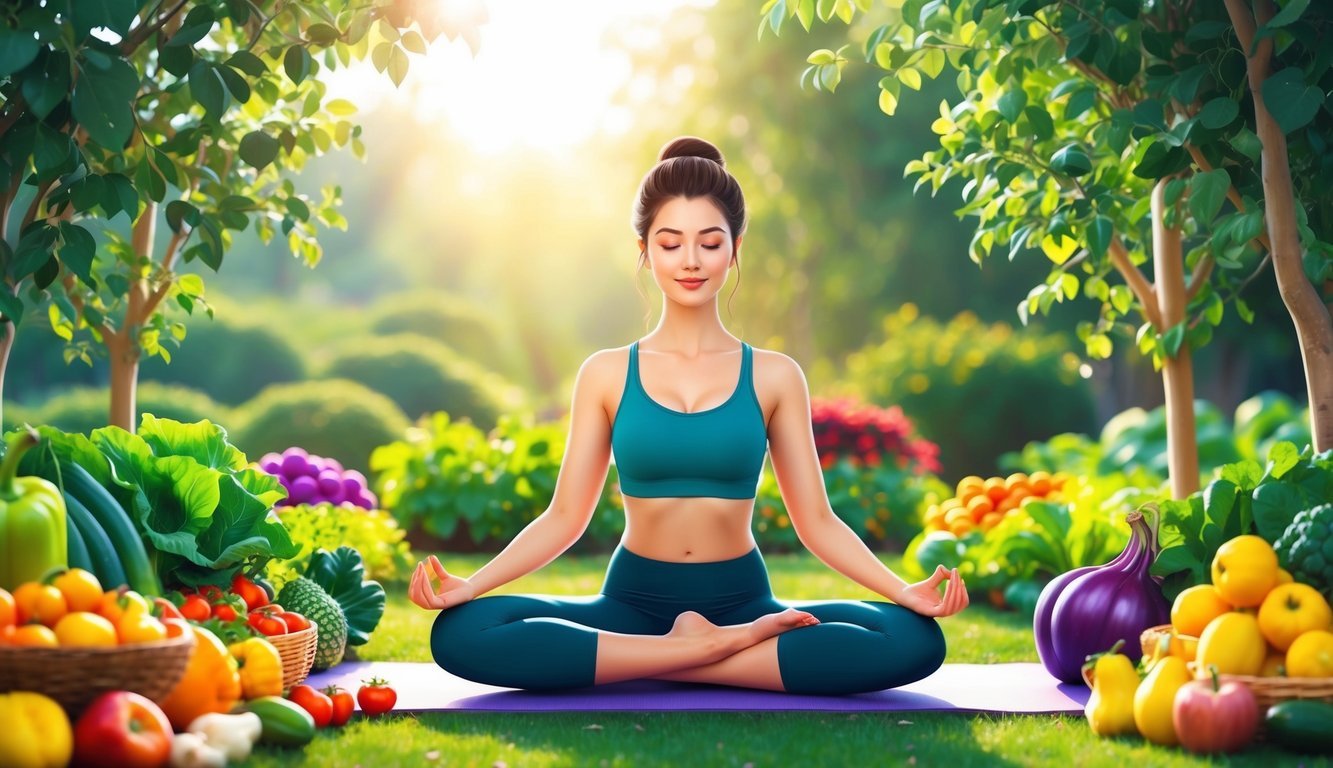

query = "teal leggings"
[[431, 545, 946, 695]]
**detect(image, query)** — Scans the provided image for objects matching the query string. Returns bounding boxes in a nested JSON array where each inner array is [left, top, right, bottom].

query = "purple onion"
[[324, 457, 345, 473], [1037, 507, 1171, 684], [282, 445, 309, 458], [259, 459, 283, 475], [316, 469, 345, 503], [288, 475, 318, 504], [280, 452, 310, 478], [350, 491, 377, 509]]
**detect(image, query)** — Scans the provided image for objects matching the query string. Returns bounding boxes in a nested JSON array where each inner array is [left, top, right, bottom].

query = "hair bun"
[[658, 136, 725, 167]]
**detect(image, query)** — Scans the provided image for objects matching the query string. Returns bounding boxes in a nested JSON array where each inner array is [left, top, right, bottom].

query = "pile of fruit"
[[923, 471, 1069, 536], [1083, 534, 1333, 754], [259, 447, 378, 510], [1, 569, 172, 647]]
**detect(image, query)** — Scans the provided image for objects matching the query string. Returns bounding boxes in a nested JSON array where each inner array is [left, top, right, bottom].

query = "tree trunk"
[[1246, 44, 1333, 452], [106, 331, 139, 432], [0, 318, 12, 429], [1153, 177, 1200, 499]]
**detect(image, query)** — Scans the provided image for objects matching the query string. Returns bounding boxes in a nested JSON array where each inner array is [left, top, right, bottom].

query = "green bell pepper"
[[0, 428, 67, 590]]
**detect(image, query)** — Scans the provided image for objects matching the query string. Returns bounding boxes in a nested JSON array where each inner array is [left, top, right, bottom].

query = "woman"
[[409, 136, 968, 695]]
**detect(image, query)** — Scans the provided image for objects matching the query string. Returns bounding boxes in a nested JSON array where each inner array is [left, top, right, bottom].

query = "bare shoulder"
[[751, 346, 807, 392]]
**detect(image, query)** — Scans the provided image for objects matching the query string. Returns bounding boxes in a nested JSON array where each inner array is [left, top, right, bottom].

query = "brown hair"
[[632, 136, 747, 325]]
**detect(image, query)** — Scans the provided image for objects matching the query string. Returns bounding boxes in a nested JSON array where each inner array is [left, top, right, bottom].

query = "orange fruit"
[[983, 477, 1008, 502], [949, 518, 975, 536], [966, 495, 994, 521], [980, 512, 1004, 531], [1004, 472, 1030, 489], [1029, 471, 1053, 496], [945, 507, 971, 526], [0, 588, 14, 628], [955, 475, 985, 498], [10, 624, 59, 648], [54, 612, 118, 647], [924, 505, 947, 527], [13, 583, 68, 627], [52, 569, 103, 613], [1171, 584, 1233, 637], [1050, 471, 1070, 490]]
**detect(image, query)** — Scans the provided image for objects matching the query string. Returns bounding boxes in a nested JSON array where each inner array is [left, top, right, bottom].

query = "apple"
[[73, 691, 173, 768], [1172, 668, 1259, 754]]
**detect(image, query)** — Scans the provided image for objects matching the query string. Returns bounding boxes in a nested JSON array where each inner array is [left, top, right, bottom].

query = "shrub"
[[321, 334, 512, 427], [367, 292, 511, 375], [32, 383, 228, 435], [230, 379, 408, 475], [840, 304, 1096, 481], [6, 320, 104, 403], [263, 502, 413, 589], [139, 316, 306, 405], [371, 411, 625, 552], [1, 401, 35, 432], [811, 396, 941, 474]]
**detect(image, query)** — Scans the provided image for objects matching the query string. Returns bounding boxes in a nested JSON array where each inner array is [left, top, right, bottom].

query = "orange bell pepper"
[[157, 625, 242, 730]]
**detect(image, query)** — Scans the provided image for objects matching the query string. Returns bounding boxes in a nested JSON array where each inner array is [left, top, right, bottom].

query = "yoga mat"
[[304, 662, 1090, 714]]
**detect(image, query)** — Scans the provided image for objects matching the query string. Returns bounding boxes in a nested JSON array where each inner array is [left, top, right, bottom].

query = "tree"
[[0, 0, 487, 431], [762, 0, 1330, 497]]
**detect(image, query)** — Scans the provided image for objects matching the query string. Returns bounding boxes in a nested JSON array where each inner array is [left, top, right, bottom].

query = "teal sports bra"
[[610, 340, 768, 499]]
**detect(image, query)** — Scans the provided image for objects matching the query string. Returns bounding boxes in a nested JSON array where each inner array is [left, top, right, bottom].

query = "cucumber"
[[64, 507, 94, 574], [63, 491, 129, 590], [60, 460, 160, 596], [1265, 699, 1333, 754]]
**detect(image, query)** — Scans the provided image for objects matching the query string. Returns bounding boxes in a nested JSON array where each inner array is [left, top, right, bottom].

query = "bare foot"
[[667, 610, 715, 638], [747, 608, 819, 645]]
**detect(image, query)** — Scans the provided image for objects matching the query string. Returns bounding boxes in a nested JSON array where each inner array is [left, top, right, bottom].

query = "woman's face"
[[639, 196, 741, 304]]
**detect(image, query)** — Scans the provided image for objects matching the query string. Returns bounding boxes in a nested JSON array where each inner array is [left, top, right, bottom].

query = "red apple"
[[1172, 668, 1259, 754], [73, 691, 173, 768]]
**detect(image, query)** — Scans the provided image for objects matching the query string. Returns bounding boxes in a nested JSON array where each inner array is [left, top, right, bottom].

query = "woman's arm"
[[765, 353, 967, 616], [443, 352, 615, 600]]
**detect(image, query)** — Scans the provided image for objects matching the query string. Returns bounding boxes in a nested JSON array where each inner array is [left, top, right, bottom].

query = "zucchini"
[[1265, 699, 1333, 754], [60, 460, 159, 596], [63, 491, 128, 590], [64, 507, 93, 574]]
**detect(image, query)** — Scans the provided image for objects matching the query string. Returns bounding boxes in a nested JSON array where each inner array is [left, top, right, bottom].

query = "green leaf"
[[1162, 323, 1186, 357], [1189, 168, 1230, 224], [997, 89, 1027, 123], [863, 25, 890, 62], [1050, 144, 1091, 176], [138, 415, 249, 472], [57, 222, 96, 287], [239, 131, 281, 170], [166, 5, 216, 47], [1268, 440, 1301, 479], [1022, 106, 1054, 141], [165, 200, 201, 233], [135, 157, 166, 203], [1267, 0, 1309, 28], [1252, 481, 1305, 541], [217, 65, 251, 103], [21, 50, 72, 120], [72, 55, 139, 150], [1087, 215, 1112, 258], [0, 290, 23, 325], [226, 50, 267, 77], [1198, 97, 1239, 129], [387, 45, 409, 87], [284, 46, 313, 84], [0, 26, 40, 76], [188, 60, 227, 120], [71, 0, 138, 36], [796, 0, 815, 31], [1262, 67, 1324, 134], [305, 546, 386, 646]]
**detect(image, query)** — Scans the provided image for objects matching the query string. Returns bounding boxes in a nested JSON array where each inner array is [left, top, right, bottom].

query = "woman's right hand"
[[408, 555, 477, 611]]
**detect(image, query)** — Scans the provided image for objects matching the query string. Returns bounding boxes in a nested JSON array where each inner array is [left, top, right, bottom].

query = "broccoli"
[[1274, 503, 1333, 602]]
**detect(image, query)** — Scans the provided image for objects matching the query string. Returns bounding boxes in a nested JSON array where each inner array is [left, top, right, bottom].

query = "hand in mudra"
[[409, 555, 477, 611], [896, 565, 969, 618]]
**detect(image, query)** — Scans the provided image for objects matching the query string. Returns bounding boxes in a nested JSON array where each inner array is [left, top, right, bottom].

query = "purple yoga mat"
[[304, 662, 1090, 713]]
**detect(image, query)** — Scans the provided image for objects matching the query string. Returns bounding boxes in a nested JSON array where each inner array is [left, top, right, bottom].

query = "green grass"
[[244, 552, 1332, 767]]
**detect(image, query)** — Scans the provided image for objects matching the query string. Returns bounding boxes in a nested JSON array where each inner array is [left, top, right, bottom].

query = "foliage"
[[140, 316, 306, 405], [1002, 391, 1313, 483], [320, 334, 508, 427], [0, 0, 487, 428], [839, 304, 1096, 479], [753, 456, 951, 550], [1151, 441, 1333, 603], [31, 382, 227, 435], [0, 400, 33, 433], [811, 395, 940, 474], [367, 292, 512, 376], [264, 503, 412, 590], [6, 317, 103, 404], [371, 411, 626, 550], [11, 415, 298, 587], [229, 379, 408, 475]]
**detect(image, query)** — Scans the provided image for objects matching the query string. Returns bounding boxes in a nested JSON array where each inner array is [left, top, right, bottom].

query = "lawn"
[[243, 552, 1331, 768]]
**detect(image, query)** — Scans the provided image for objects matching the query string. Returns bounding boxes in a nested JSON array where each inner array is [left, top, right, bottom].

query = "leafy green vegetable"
[[264, 502, 412, 588], [304, 546, 386, 647]]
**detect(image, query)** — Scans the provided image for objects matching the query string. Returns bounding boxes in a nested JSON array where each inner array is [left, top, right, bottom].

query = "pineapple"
[[279, 577, 348, 670]]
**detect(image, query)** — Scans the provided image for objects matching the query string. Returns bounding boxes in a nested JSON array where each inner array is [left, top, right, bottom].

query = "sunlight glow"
[[327, 0, 712, 155]]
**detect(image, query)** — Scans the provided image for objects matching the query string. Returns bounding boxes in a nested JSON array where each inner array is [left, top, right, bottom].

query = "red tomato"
[[288, 685, 334, 728], [325, 685, 355, 727], [357, 678, 397, 716], [198, 585, 226, 604], [178, 595, 211, 622], [279, 611, 311, 633], [152, 597, 184, 622], [247, 612, 288, 636], [230, 573, 269, 611], [72, 691, 173, 768]]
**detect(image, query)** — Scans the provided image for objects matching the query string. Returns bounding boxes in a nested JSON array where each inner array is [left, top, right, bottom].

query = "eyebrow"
[[654, 227, 726, 236]]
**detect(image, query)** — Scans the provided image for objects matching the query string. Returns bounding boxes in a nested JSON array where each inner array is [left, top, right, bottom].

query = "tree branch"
[[1110, 236, 1164, 329], [21, 179, 55, 231], [120, 0, 190, 55]]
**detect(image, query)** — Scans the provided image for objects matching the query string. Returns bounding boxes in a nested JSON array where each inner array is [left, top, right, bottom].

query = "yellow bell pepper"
[[229, 637, 284, 699], [0, 691, 73, 768], [158, 625, 243, 730], [1133, 654, 1192, 745], [1085, 644, 1140, 737]]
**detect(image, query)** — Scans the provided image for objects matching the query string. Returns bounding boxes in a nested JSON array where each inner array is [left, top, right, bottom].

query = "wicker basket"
[[268, 622, 318, 690], [1140, 624, 1333, 709], [0, 631, 195, 714], [1140, 624, 1199, 662]]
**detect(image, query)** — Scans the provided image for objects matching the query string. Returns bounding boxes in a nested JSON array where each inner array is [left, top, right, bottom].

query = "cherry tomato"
[[53, 568, 104, 613], [14, 582, 68, 627], [211, 604, 238, 622], [279, 611, 311, 633], [230, 573, 269, 611], [178, 595, 211, 622], [288, 685, 333, 728], [356, 678, 397, 716], [325, 686, 355, 727], [198, 585, 226, 604], [247, 613, 288, 636]]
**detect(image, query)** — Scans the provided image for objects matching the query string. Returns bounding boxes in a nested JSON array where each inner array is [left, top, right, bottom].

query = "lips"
[[676, 279, 706, 285]]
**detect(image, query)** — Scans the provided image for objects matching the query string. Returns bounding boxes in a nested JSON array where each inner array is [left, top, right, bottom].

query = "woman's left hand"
[[896, 565, 969, 618]]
